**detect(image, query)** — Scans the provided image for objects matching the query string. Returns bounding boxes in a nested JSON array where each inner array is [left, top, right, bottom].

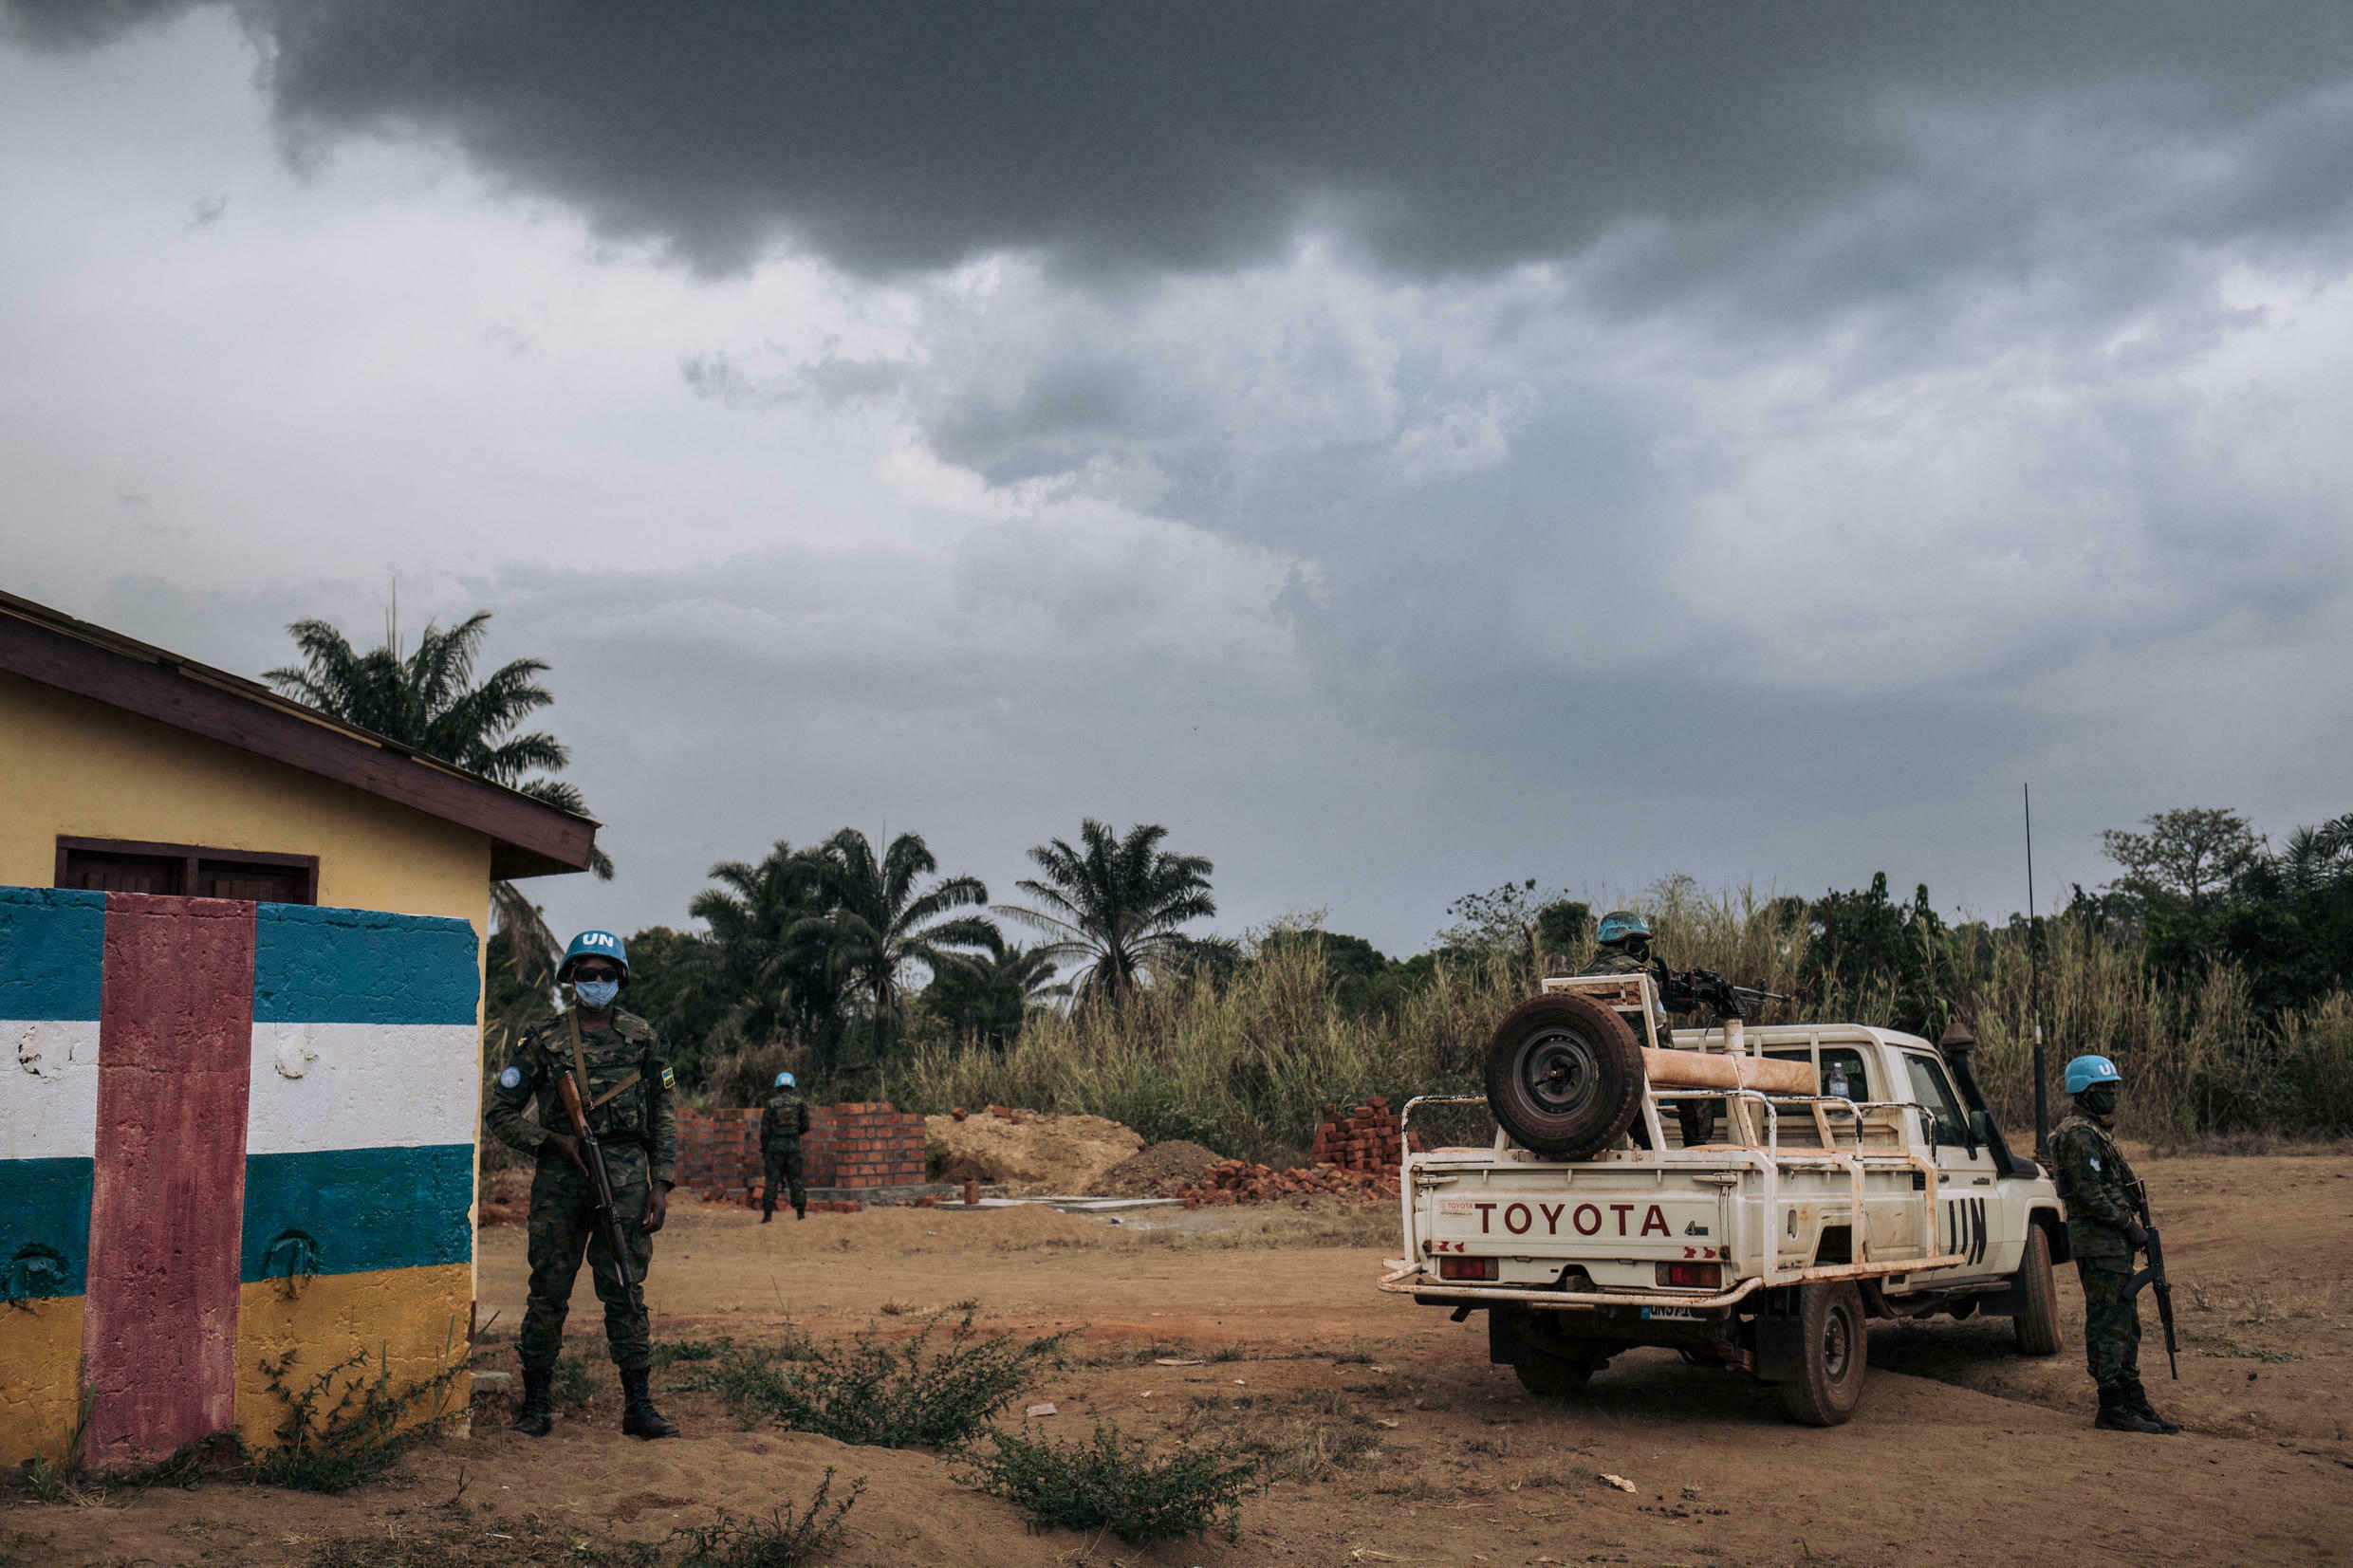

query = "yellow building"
[[0, 590, 597, 1467]]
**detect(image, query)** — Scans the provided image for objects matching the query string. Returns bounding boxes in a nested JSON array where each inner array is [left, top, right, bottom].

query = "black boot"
[[2123, 1375, 2182, 1433], [761, 1195, 774, 1224], [620, 1365, 679, 1440], [511, 1367, 554, 1437], [794, 1200, 806, 1221], [2094, 1380, 2165, 1433]]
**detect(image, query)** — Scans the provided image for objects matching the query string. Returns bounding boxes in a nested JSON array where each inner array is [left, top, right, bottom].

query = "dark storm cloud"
[[13, 1, 2353, 283]]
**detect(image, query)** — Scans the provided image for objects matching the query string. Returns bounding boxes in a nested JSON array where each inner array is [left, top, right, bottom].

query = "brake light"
[[1439, 1256, 1499, 1282], [1656, 1262, 1722, 1290]]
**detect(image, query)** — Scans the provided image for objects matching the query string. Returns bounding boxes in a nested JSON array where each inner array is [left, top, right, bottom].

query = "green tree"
[[917, 943, 1062, 1048], [799, 828, 997, 1064], [620, 925, 731, 1086], [688, 841, 847, 1069], [262, 611, 609, 989], [1436, 879, 1588, 973], [998, 821, 1217, 1008], [2099, 807, 2266, 915]]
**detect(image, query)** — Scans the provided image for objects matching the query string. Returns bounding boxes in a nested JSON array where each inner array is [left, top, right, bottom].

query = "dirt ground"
[[14, 1149, 2353, 1567]]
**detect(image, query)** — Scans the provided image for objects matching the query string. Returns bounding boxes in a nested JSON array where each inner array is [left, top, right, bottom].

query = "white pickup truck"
[[1380, 974, 2066, 1424]]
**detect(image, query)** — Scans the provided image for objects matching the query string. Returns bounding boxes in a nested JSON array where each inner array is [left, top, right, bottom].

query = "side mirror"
[[1967, 1109, 1992, 1157]]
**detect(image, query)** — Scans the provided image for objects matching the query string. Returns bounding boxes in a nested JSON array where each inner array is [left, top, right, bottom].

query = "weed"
[[649, 1338, 731, 1368], [551, 1352, 601, 1408], [958, 1422, 1261, 1545], [669, 1469, 864, 1567], [1204, 1343, 1251, 1364], [251, 1332, 465, 1494], [948, 1297, 981, 1311], [878, 1300, 912, 1317], [674, 1312, 1065, 1448]]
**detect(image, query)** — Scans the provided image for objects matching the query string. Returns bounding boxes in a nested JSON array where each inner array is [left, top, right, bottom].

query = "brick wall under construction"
[[676, 1101, 927, 1198], [1309, 1097, 1424, 1173]]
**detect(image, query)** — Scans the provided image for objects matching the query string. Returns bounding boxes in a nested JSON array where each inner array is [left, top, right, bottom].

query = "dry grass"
[[887, 883, 2353, 1152]]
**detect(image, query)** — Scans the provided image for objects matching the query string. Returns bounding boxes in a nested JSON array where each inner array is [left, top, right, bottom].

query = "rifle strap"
[[565, 1008, 595, 1125], [589, 1070, 641, 1109]]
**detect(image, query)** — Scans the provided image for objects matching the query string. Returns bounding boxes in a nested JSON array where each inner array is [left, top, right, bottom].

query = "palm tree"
[[796, 828, 996, 1063], [998, 820, 1217, 1007], [262, 611, 608, 990], [919, 942, 1064, 1048], [688, 841, 845, 1060]]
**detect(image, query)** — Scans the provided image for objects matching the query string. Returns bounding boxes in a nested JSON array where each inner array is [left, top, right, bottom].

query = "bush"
[[958, 1422, 1261, 1545], [251, 1334, 465, 1494], [670, 1469, 863, 1568], [673, 1314, 1065, 1448]]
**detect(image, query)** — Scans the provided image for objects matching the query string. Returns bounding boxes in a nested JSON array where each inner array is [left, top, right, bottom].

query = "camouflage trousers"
[[520, 1143, 656, 1373], [2069, 1221, 2140, 1386], [763, 1147, 806, 1216]]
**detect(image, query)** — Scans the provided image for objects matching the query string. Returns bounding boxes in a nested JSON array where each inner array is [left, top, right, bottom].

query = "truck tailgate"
[[1423, 1170, 1731, 1261]]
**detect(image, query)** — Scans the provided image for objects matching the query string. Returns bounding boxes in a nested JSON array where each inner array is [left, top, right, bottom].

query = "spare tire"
[[1483, 992, 1645, 1159]]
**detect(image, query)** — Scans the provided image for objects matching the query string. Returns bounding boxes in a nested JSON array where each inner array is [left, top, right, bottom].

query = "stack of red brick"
[[676, 1107, 764, 1200], [675, 1101, 929, 1204], [802, 1102, 926, 1190], [1309, 1098, 1424, 1173], [1170, 1158, 1404, 1207]]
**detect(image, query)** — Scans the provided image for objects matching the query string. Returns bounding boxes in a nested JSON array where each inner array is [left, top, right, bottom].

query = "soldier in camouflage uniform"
[[2049, 1054, 2177, 1435], [760, 1071, 811, 1223], [486, 930, 681, 1440], [1581, 911, 1713, 1148]]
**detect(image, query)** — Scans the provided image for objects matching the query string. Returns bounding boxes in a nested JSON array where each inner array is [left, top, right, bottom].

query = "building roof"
[[0, 590, 598, 879]]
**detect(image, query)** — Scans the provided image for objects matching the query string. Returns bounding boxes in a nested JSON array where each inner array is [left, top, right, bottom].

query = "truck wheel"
[[1777, 1282, 1868, 1427], [1514, 1356, 1596, 1396], [1483, 993, 1645, 1159], [2011, 1225, 2063, 1356]]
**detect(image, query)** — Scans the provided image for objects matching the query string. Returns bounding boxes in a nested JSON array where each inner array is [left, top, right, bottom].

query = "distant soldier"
[[761, 1071, 812, 1223], [487, 930, 681, 1441], [1580, 911, 1712, 1147], [2050, 1055, 2178, 1435]]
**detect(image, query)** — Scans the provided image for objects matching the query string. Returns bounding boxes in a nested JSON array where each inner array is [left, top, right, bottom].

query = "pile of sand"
[[923, 1109, 1144, 1194], [1097, 1139, 1223, 1196]]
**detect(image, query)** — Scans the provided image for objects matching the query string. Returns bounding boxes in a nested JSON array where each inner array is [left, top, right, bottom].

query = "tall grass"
[[889, 885, 2353, 1157]]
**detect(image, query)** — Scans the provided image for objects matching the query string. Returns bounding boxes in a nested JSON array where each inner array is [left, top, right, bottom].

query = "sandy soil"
[[922, 1111, 1144, 1194], [14, 1149, 2353, 1566]]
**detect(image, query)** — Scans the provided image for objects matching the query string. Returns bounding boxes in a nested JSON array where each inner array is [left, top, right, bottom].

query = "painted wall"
[[0, 670, 492, 945], [1, 890, 480, 1467]]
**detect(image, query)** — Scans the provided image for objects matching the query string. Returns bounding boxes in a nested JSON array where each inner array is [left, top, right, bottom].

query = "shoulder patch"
[[498, 1065, 522, 1089], [2087, 1155, 2102, 1171], [660, 1065, 675, 1088]]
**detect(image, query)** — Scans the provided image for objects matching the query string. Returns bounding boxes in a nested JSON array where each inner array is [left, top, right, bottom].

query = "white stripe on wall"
[[245, 1022, 480, 1156], [1, 1019, 102, 1162]]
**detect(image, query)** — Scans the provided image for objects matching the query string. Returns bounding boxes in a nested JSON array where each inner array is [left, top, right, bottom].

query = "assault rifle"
[[1649, 962, 1791, 1021], [2127, 1178, 2179, 1380], [554, 1070, 650, 1337]]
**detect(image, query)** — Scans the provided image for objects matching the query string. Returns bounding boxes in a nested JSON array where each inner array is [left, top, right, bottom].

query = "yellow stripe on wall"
[[232, 1263, 473, 1451], [0, 1294, 86, 1467]]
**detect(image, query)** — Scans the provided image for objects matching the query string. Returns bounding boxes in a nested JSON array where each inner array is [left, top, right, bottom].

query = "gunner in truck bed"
[[1579, 911, 1713, 1147]]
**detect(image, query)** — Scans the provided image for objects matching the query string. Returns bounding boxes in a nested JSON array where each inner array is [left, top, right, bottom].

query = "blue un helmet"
[[775, 1072, 796, 1089], [2064, 1055, 2121, 1094], [1596, 911, 1653, 946], [558, 929, 629, 985]]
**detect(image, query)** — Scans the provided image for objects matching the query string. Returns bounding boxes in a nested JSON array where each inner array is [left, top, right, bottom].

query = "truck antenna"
[[2025, 782, 2049, 1161]]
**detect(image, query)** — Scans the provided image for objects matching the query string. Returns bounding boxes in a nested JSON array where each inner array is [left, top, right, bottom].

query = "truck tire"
[[1514, 1355, 1597, 1396], [1483, 993, 1645, 1159], [2011, 1225, 2063, 1356], [1777, 1281, 1868, 1427]]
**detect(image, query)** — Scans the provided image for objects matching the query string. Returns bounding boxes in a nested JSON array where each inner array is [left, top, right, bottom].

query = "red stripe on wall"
[[83, 894, 255, 1466]]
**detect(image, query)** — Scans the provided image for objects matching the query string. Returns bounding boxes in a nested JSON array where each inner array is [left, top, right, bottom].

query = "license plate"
[[1640, 1305, 1699, 1320]]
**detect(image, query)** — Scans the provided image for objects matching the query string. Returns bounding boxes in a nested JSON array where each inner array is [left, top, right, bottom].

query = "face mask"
[[574, 979, 621, 1009], [2081, 1084, 2118, 1117]]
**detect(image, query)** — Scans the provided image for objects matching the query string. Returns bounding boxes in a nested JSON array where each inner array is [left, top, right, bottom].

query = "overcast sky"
[[6, 3, 2351, 956]]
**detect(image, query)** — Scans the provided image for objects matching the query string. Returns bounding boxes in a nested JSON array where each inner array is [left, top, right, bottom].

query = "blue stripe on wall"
[[0, 887, 106, 1022], [240, 1144, 474, 1282], [1, 1157, 94, 1298], [251, 904, 479, 1025]]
